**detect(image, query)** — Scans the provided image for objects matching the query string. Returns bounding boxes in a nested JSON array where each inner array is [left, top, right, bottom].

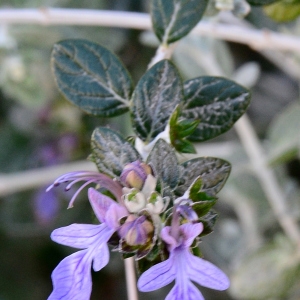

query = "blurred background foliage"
[[0, 0, 300, 299]]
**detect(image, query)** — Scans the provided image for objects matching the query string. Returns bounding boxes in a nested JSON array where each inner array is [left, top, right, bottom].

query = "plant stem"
[[124, 257, 138, 300], [0, 160, 96, 197], [234, 115, 300, 249], [2, 8, 300, 52]]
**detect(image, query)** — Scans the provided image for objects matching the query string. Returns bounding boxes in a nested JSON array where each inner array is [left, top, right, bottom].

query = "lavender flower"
[[48, 188, 128, 300], [138, 222, 230, 300], [47, 171, 123, 208]]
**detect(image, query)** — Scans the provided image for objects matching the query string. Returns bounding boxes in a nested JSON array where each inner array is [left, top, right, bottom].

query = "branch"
[[234, 115, 300, 248], [0, 160, 96, 197], [1, 8, 300, 52]]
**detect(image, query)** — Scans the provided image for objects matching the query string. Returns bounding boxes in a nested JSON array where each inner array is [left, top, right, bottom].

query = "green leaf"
[[199, 210, 218, 236], [267, 102, 300, 165], [169, 106, 199, 153], [189, 177, 217, 202], [176, 157, 231, 196], [192, 200, 217, 218], [246, 0, 279, 5], [147, 139, 179, 190], [91, 127, 141, 178], [151, 0, 209, 44], [264, 0, 300, 22], [131, 60, 183, 142], [51, 39, 133, 117], [182, 77, 251, 142]]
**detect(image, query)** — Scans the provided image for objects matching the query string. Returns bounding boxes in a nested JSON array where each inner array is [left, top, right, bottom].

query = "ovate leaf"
[[182, 77, 251, 141], [131, 60, 183, 142], [91, 127, 141, 178], [51, 39, 132, 117], [176, 157, 231, 196], [151, 0, 209, 44], [264, 0, 300, 22], [147, 139, 179, 191]]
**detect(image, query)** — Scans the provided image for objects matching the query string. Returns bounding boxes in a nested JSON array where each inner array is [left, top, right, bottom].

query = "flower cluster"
[[48, 159, 230, 300]]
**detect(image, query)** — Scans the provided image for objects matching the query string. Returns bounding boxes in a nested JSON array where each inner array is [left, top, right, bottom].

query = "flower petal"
[[138, 256, 176, 292], [187, 251, 230, 291], [179, 223, 203, 247], [51, 223, 111, 249], [88, 188, 116, 223], [92, 243, 110, 272], [166, 281, 204, 300], [48, 249, 92, 300], [105, 203, 128, 230]]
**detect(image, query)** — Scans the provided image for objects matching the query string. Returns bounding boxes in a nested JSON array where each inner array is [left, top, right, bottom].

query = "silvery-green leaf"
[[182, 77, 251, 141], [131, 60, 183, 142], [147, 139, 179, 190], [51, 39, 132, 117], [176, 157, 231, 196], [151, 0, 209, 44], [267, 102, 300, 165], [199, 210, 218, 236], [91, 127, 141, 178]]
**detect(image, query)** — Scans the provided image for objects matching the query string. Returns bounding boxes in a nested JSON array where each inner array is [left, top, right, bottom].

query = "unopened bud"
[[120, 161, 152, 190], [146, 192, 165, 214], [123, 188, 147, 213], [119, 215, 154, 246]]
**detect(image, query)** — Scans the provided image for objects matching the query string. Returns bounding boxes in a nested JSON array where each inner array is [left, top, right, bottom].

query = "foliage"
[[1, 0, 300, 299]]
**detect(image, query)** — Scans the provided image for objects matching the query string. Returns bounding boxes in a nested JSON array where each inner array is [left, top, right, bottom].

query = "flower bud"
[[120, 161, 152, 190], [123, 188, 147, 213], [119, 215, 154, 246], [146, 191, 165, 214]]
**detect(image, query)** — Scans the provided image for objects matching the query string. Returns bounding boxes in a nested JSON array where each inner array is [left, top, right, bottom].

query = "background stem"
[[124, 257, 138, 300]]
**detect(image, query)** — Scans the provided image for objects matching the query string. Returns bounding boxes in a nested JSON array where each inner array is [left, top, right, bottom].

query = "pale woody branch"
[[1, 8, 300, 52], [0, 160, 96, 197]]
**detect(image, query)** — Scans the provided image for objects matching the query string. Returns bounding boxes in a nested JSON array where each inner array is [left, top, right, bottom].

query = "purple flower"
[[47, 171, 123, 208], [137, 222, 230, 300], [48, 188, 128, 300]]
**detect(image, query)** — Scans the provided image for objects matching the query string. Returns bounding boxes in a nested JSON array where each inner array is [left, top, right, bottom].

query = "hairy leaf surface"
[[176, 157, 231, 196], [182, 77, 251, 141], [52, 39, 132, 117], [91, 127, 141, 178], [151, 0, 208, 44], [131, 60, 183, 142]]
